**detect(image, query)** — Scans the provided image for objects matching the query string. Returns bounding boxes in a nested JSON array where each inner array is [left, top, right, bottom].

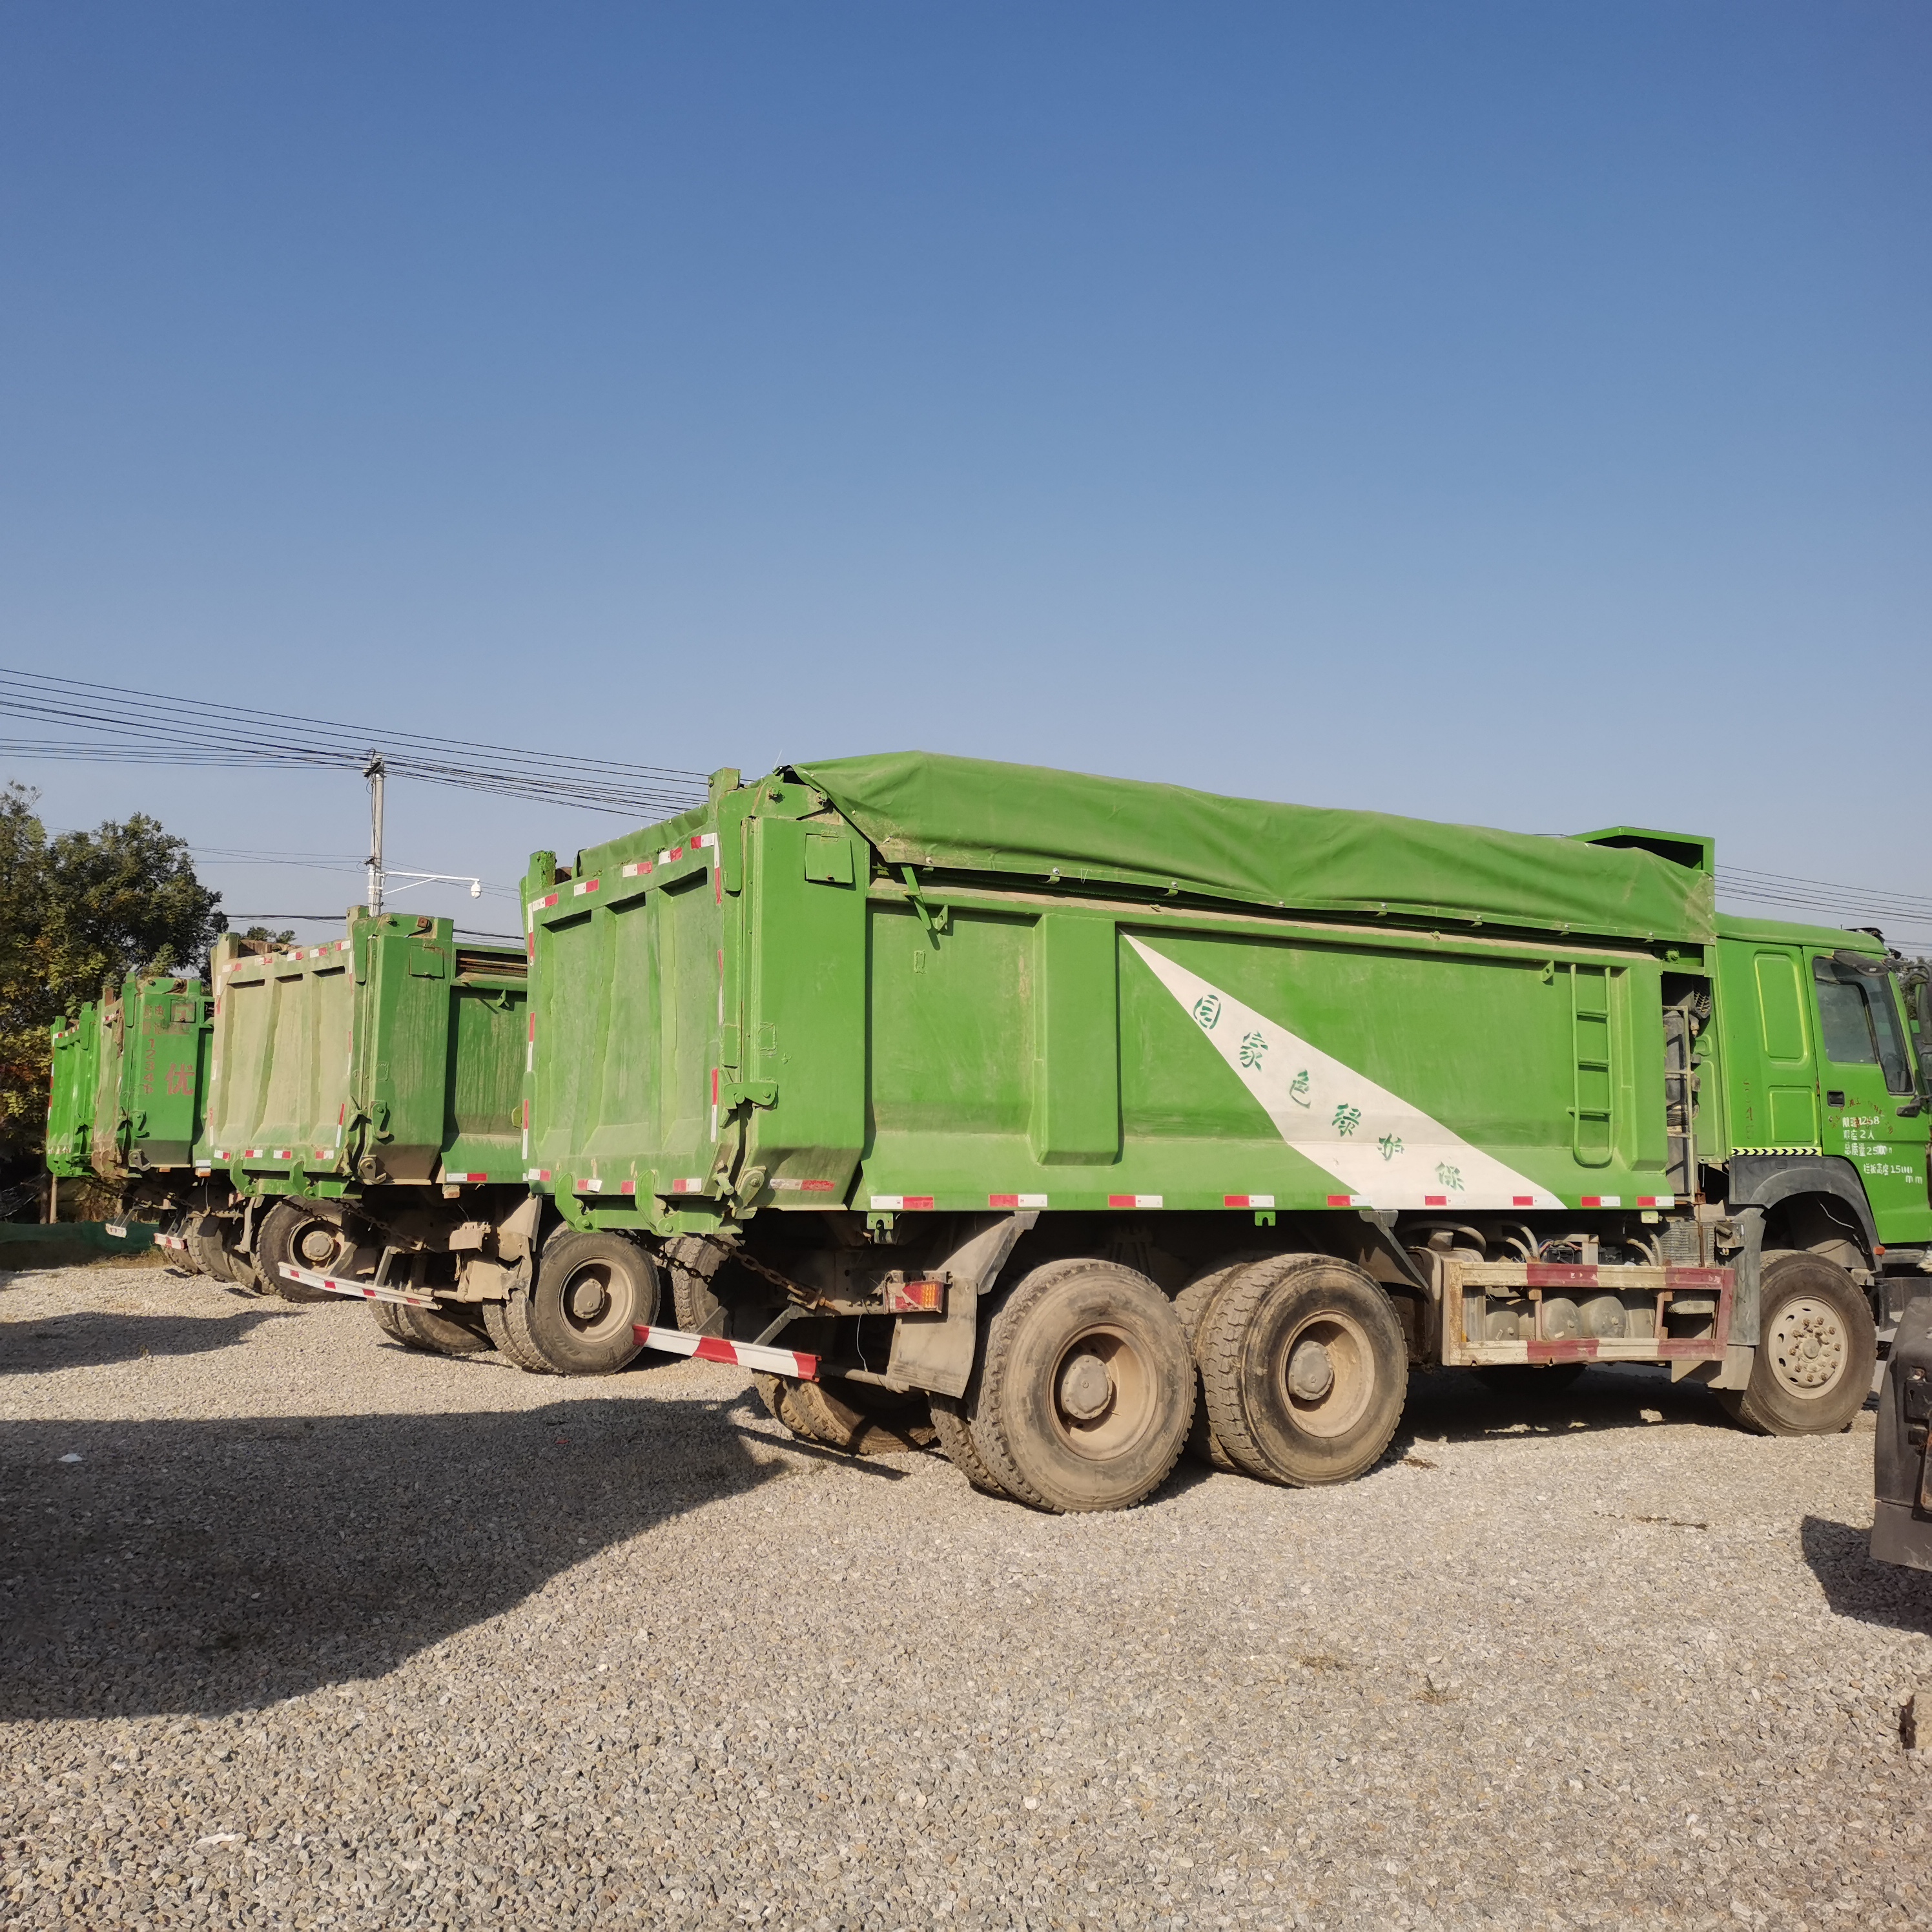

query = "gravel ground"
[[3, 1259, 1930, 1932]]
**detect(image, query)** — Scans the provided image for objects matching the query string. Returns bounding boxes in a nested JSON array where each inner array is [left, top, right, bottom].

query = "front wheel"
[[1717, 1251, 1875, 1436], [520, 1231, 659, 1374], [967, 1258, 1194, 1513]]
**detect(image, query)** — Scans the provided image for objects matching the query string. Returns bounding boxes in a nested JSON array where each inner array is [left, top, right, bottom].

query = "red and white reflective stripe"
[[1224, 1194, 1275, 1209], [212, 1149, 228, 1160], [669, 1177, 707, 1195], [1109, 1194, 1164, 1209], [272, 1149, 294, 1161], [525, 1166, 552, 1182], [870, 1193, 934, 1211], [772, 1177, 838, 1193], [1580, 1195, 1622, 1208], [526, 892, 559, 926], [338, 938, 352, 951], [279, 1262, 439, 1309], [1326, 1193, 1366, 1208], [105, 1222, 128, 1238], [154, 1233, 189, 1251], [620, 859, 654, 879], [989, 1192, 1049, 1209], [1636, 1195, 1676, 1208], [443, 1172, 488, 1185], [635, 1323, 819, 1380], [572, 877, 601, 898], [576, 1177, 604, 1192]]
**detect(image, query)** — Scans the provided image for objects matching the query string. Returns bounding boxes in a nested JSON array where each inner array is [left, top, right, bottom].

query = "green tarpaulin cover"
[[794, 752, 1716, 946]]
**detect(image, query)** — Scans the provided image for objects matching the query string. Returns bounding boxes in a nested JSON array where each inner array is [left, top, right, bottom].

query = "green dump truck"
[[45, 972, 218, 1262], [194, 909, 528, 1344], [417, 754, 1922, 1510]]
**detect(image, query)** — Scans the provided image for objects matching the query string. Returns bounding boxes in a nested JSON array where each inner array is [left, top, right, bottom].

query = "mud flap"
[[887, 1211, 1037, 1399]]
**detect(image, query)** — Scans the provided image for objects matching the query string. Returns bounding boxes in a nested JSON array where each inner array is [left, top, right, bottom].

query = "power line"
[[0, 665, 711, 818]]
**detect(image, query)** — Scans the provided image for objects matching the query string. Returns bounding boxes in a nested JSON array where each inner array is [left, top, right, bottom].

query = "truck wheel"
[[1173, 1256, 1268, 1470], [752, 1372, 932, 1454], [483, 1295, 554, 1374], [521, 1231, 659, 1375], [1717, 1252, 1875, 1436], [1198, 1255, 1407, 1486], [256, 1198, 356, 1304], [186, 1214, 236, 1285], [397, 1302, 494, 1358], [370, 1299, 413, 1345], [968, 1258, 1195, 1513], [930, 1393, 1012, 1497]]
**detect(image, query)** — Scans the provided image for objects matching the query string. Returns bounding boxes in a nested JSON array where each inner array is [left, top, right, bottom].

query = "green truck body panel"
[[94, 974, 211, 1175], [524, 755, 1927, 1247], [201, 914, 527, 1194], [45, 1004, 101, 1179]]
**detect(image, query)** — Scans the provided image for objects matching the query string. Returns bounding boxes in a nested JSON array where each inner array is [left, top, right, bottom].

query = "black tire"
[[520, 1230, 659, 1375], [757, 1375, 934, 1455], [256, 1198, 359, 1304], [396, 1300, 493, 1358], [483, 1295, 553, 1375], [967, 1257, 1195, 1514], [1716, 1251, 1876, 1437], [930, 1393, 1011, 1497], [1173, 1255, 1269, 1470], [186, 1213, 236, 1285], [1473, 1362, 1590, 1393], [1197, 1255, 1408, 1486], [369, 1299, 411, 1344], [664, 1235, 732, 1335]]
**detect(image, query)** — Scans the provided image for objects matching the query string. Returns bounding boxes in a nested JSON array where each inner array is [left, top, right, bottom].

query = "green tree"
[[0, 783, 224, 1161]]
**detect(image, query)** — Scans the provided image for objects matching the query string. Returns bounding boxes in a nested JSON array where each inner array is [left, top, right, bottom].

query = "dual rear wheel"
[[930, 1251, 1410, 1510]]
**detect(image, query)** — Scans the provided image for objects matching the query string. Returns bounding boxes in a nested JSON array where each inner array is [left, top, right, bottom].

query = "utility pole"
[[365, 751, 385, 916]]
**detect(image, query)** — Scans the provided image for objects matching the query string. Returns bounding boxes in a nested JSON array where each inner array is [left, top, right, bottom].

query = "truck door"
[[1811, 954, 1932, 1245]]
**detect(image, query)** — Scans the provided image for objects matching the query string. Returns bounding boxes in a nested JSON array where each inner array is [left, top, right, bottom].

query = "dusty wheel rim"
[[1049, 1326, 1154, 1461], [1274, 1311, 1375, 1439], [558, 1260, 626, 1341], [1768, 1295, 1849, 1398], [293, 1219, 349, 1271]]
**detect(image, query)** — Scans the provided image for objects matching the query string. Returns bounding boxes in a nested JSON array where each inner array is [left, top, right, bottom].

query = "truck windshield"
[[1813, 958, 1914, 1095]]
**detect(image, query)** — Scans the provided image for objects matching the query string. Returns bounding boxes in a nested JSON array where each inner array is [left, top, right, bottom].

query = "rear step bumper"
[[633, 1322, 819, 1380], [278, 1262, 440, 1309]]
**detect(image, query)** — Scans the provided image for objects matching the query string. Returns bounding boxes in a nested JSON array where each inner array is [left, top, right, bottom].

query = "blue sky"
[[1, 4, 1926, 942]]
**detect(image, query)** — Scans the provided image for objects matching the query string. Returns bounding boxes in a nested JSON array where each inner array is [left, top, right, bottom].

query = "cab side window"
[[1813, 958, 1913, 1095]]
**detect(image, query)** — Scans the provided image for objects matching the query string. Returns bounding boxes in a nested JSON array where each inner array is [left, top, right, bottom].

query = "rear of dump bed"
[[93, 972, 210, 1179], [46, 1004, 100, 1180], [202, 912, 526, 1195]]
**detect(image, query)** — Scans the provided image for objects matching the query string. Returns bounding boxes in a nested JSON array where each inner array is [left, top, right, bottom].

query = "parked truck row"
[[52, 753, 1932, 1514]]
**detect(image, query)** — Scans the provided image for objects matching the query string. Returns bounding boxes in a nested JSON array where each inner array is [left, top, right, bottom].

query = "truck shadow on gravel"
[[1800, 1516, 1932, 1636], [0, 1304, 297, 1375], [0, 1396, 803, 1723], [1389, 1362, 1726, 1450]]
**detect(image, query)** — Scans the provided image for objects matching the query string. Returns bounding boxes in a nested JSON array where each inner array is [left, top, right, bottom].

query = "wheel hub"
[[1286, 1339, 1335, 1403], [1058, 1350, 1115, 1423], [296, 1225, 338, 1265], [1770, 1297, 1846, 1394], [566, 1271, 611, 1324]]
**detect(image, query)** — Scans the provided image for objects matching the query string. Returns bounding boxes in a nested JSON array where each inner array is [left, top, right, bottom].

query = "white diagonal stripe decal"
[[1125, 936, 1563, 1211]]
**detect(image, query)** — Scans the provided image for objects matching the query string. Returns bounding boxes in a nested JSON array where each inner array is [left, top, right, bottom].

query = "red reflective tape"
[[522, 1099, 529, 1128], [989, 1194, 1019, 1209], [1527, 1339, 1599, 1362], [1665, 1267, 1727, 1290], [1526, 1264, 1599, 1288], [528, 1014, 535, 1041], [620, 1180, 636, 1195], [1107, 1195, 1135, 1208], [711, 1067, 719, 1104], [1423, 1195, 1448, 1206], [692, 1335, 737, 1365], [1512, 1195, 1536, 1206], [799, 1178, 836, 1193], [901, 1195, 935, 1211]]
